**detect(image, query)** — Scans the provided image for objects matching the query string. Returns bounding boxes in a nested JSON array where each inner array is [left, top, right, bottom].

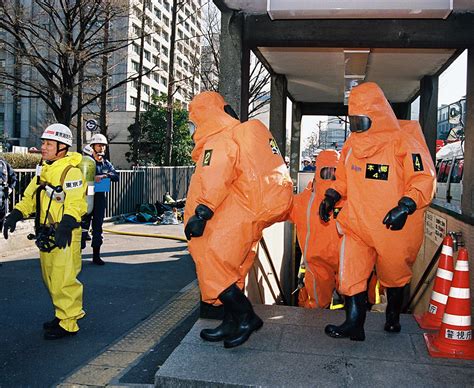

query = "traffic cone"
[[424, 248, 474, 359], [415, 236, 455, 330]]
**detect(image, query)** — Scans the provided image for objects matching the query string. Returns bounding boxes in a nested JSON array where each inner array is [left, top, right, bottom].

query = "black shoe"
[[200, 311, 236, 342], [325, 291, 367, 341], [44, 325, 77, 340], [93, 247, 105, 265], [384, 286, 405, 333], [43, 317, 60, 330], [218, 284, 263, 349]]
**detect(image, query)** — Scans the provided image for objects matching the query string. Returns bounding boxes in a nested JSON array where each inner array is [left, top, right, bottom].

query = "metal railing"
[[9, 166, 194, 218]]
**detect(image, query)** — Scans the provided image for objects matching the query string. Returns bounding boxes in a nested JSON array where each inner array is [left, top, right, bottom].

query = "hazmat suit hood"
[[65, 152, 83, 167], [189, 92, 240, 162], [314, 149, 339, 193], [348, 82, 401, 159]]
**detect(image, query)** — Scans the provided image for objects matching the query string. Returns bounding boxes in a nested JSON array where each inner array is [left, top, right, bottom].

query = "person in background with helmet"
[[319, 82, 435, 341], [287, 149, 342, 309], [184, 91, 293, 348], [2, 123, 87, 339], [81, 133, 119, 265], [301, 156, 314, 171]]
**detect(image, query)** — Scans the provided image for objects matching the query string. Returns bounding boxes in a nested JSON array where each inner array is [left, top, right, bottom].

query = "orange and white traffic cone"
[[415, 236, 455, 330], [424, 248, 474, 359]]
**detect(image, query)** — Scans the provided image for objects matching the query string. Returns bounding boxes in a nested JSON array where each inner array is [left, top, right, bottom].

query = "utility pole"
[[100, 2, 110, 140], [132, 0, 147, 165], [165, 0, 178, 166]]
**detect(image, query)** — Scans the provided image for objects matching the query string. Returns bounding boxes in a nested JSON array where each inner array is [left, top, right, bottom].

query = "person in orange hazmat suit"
[[288, 149, 342, 309], [184, 91, 293, 348], [319, 82, 436, 341]]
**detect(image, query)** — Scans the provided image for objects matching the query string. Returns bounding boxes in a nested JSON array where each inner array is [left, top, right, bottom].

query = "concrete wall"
[[410, 206, 474, 314]]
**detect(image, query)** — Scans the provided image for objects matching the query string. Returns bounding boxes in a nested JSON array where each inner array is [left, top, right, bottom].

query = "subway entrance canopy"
[[213, 0, 474, 218]]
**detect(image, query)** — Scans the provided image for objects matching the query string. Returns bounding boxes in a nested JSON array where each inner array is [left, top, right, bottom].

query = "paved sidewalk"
[[156, 305, 474, 387], [0, 222, 198, 387]]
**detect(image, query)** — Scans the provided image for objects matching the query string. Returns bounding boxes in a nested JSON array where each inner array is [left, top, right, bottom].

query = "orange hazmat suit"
[[288, 150, 342, 308], [333, 82, 436, 296], [185, 92, 293, 305]]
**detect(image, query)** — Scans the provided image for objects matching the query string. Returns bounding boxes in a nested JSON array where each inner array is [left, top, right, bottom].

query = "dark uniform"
[[81, 158, 118, 262]]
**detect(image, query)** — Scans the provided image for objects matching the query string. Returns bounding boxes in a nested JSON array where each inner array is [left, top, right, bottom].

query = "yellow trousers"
[[39, 240, 85, 332]]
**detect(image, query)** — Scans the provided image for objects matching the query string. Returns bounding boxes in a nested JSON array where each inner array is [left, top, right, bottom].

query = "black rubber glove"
[[185, 204, 214, 240], [319, 188, 341, 223], [2, 209, 23, 239], [55, 214, 80, 249], [383, 197, 416, 231]]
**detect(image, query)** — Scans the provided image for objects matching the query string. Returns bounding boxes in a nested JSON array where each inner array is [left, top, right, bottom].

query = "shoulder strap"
[[60, 165, 74, 187]]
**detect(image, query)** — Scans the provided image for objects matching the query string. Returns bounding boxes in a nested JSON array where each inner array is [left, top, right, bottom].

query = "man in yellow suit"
[[3, 123, 87, 340]]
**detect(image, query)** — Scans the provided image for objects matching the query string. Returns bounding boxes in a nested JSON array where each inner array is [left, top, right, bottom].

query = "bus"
[[435, 141, 464, 208]]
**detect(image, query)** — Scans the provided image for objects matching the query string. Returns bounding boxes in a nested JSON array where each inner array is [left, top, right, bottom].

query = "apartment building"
[[0, 0, 203, 167], [107, 0, 202, 167]]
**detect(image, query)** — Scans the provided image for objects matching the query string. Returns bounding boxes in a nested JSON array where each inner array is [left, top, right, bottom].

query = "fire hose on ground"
[[102, 228, 187, 242]]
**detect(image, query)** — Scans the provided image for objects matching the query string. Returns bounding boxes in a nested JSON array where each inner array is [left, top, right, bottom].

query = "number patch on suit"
[[412, 154, 424, 171], [365, 163, 389, 180], [269, 138, 281, 155], [202, 150, 213, 166]]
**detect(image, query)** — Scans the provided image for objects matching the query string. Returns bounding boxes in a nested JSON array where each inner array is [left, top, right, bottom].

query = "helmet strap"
[[55, 143, 69, 156]]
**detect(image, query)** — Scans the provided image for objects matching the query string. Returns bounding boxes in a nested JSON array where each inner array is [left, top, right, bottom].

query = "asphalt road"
[[0, 223, 196, 387]]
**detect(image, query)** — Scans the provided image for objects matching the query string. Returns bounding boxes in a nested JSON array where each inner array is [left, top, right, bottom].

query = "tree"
[[0, 0, 136, 139], [126, 94, 193, 166], [197, 2, 271, 118], [302, 131, 319, 159]]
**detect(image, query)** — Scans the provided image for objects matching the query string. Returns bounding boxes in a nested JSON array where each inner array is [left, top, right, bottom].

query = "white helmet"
[[41, 123, 73, 147], [302, 156, 311, 163], [83, 144, 94, 156], [90, 133, 108, 145]]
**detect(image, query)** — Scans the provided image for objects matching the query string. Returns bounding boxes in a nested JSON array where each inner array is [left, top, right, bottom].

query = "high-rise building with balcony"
[[0, 0, 203, 166]]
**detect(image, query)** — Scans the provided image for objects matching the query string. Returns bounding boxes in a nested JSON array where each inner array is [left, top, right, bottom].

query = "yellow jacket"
[[15, 152, 87, 241]]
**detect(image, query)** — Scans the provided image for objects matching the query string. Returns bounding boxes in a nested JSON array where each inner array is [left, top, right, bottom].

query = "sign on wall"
[[425, 210, 447, 245]]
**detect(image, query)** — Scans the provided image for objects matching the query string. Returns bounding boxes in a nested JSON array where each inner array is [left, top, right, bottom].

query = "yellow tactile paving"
[[60, 282, 199, 386]]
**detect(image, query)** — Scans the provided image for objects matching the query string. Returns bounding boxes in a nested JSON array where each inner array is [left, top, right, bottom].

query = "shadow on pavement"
[[0, 251, 196, 387]]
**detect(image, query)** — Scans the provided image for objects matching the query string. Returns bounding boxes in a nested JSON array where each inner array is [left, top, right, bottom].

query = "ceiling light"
[[267, 0, 453, 20]]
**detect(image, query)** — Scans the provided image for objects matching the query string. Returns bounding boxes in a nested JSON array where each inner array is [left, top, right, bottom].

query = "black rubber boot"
[[384, 287, 405, 333], [219, 284, 263, 348], [93, 247, 105, 265], [43, 317, 60, 330], [325, 291, 367, 341], [44, 325, 77, 340], [200, 309, 236, 342]]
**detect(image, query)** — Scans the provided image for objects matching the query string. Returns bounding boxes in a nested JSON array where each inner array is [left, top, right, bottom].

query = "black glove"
[[383, 197, 416, 231], [55, 215, 80, 249], [2, 209, 23, 239], [319, 188, 341, 223], [185, 204, 214, 240]]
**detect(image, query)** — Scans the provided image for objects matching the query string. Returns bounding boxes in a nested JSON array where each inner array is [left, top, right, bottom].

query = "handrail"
[[259, 237, 288, 305], [402, 241, 444, 313]]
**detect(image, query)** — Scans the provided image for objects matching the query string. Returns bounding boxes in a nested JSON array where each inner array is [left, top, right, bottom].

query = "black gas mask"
[[349, 115, 372, 133]]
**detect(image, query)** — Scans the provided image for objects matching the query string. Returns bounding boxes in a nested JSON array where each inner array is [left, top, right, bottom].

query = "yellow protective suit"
[[288, 150, 342, 308], [185, 92, 293, 304], [334, 82, 436, 296], [15, 152, 87, 332]]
